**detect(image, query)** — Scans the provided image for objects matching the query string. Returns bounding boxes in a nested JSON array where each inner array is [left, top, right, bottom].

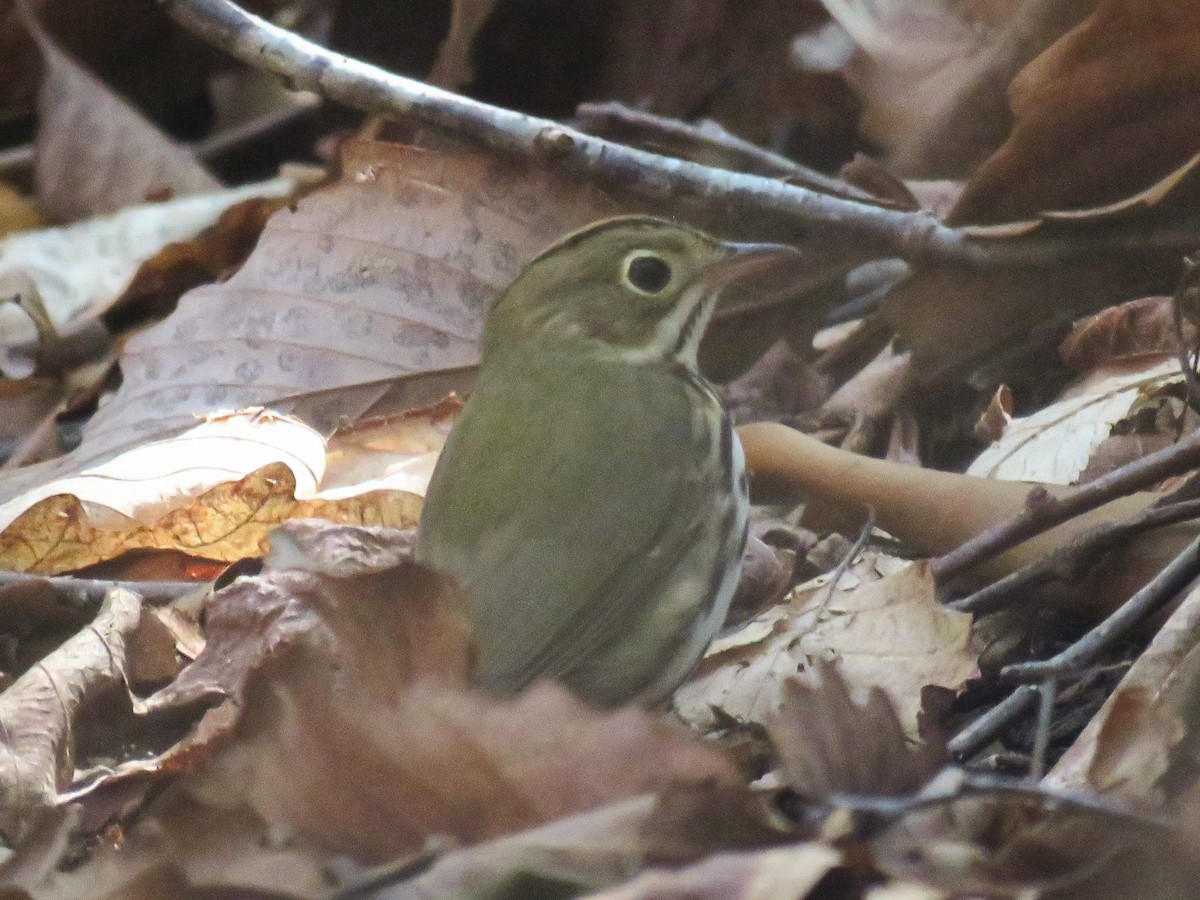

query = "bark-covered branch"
[[159, 0, 1200, 269]]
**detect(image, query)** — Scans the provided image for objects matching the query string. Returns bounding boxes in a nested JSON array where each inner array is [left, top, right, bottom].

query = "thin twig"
[[815, 507, 877, 616], [574, 101, 869, 199], [0, 570, 201, 608], [947, 685, 1039, 758], [1002, 532, 1200, 682], [1030, 678, 1057, 781], [933, 429, 1200, 582], [158, 0, 1200, 269], [949, 498, 1200, 615], [1172, 253, 1200, 412]]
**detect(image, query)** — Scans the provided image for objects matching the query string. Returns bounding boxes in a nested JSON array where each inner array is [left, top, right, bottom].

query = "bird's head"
[[483, 216, 798, 368]]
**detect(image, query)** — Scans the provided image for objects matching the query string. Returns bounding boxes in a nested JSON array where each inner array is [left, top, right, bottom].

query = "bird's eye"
[[623, 253, 673, 295]]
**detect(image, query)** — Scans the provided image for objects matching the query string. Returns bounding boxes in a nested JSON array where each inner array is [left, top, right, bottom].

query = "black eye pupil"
[[627, 255, 672, 293]]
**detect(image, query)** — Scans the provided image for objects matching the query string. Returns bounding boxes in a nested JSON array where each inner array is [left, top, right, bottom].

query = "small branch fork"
[[933, 429, 1200, 583], [949, 498, 1200, 615], [949, 530, 1200, 763], [159, 0, 1200, 269], [945, 436, 1200, 764], [1002, 532, 1200, 683]]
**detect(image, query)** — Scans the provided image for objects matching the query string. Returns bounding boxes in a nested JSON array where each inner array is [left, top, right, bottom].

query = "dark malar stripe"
[[719, 412, 734, 480], [672, 299, 707, 359]]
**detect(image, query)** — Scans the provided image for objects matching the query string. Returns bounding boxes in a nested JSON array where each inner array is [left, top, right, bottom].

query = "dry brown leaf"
[[199, 662, 741, 862], [0, 138, 618, 515], [721, 339, 833, 426], [818, 341, 912, 427], [96, 137, 616, 447], [966, 357, 1181, 484], [769, 661, 946, 802], [19, 0, 220, 222], [102, 192, 293, 324], [1080, 686, 1183, 805], [882, 254, 1170, 387], [1060, 296, 1194, 371], [973, 384, 1013, 444], [583, 844, 842, 900], [0, 588, 140, 843], [675, 556, 976, 737], [0, 182, 43, 237], [601, 0, 842, 154], [42, 790, 327, 900], [320, 395, 460, 496], [817, 0, 1096, 177], [950, 0, 1200, 224], [142, 525, 467, 713], [886, 139, 1200, 381], [387, 780, 778, 899], [1049, 581, 1200, 816], [0, 179, 294, 354], [164, 533, 743, 863], [874, 786, 1200, 898]]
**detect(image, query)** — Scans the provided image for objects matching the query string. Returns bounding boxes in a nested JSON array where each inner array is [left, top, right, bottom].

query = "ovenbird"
[[415, 216, 797, 707]]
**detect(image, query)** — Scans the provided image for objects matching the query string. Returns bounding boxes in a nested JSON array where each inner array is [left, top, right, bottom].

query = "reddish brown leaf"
[[1060, 297, 1195, 371], [950, 0, 1200, 224]]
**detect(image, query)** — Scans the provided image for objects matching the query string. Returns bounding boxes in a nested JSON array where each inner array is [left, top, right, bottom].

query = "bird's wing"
[[416, 353, 723, 697]]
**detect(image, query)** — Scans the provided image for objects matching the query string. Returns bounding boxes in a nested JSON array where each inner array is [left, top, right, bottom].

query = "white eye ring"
[[621, 252, 674, 295]]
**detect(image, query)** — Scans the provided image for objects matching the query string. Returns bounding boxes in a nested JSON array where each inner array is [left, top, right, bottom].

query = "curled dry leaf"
[[0, 401, 451, 573], [966, 357, 1181, 484], [884, 140, 1200, 382], [262, 516, 418, 576], [582, 844, 842, 900], [1060, 296, 1196, 371], [0, 179, 293, 355], [675, 556, 976, 738], [0, 588, 140, 843], [142, 526, 467, 713], [950, 0, 1200, 224], [1050, 579, 1200, 816], [817, 0, 1095, 177], [769, 661, 947, 802], [19, 0, 219, 221], [874, 785, 1200, 899]]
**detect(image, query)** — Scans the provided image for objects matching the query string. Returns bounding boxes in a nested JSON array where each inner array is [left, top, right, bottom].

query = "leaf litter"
[[0, 1, 1199, 898]]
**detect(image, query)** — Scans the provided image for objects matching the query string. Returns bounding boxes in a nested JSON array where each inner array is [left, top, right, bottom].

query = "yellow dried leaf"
[[0, 463, 423, 574], [675, 557, 976, 737]]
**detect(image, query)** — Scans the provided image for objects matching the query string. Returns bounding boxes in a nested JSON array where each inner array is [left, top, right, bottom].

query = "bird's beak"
[[716, 240, 803, 279], [705, 240, 808, 315]]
